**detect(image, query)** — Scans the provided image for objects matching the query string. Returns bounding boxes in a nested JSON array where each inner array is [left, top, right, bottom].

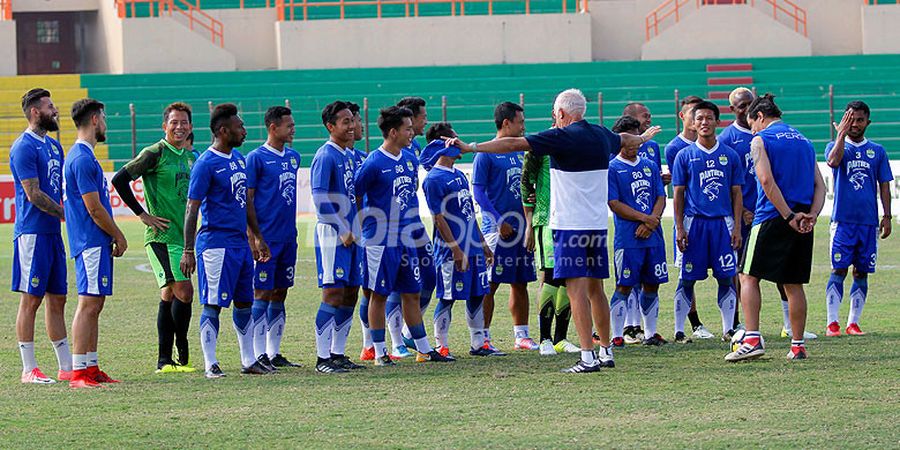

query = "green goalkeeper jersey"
[[521, 151, 551, 227], [123, 139, 195, 246]]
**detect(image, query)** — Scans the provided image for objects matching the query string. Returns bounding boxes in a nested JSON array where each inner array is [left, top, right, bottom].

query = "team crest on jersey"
[[834, 252, 842, 262], [101, 276, 109, 287], [336, 267, 345, 278], [648, 148, 655, 157], [222, 292, 229, 300], [623, 268, 631, 279], [516, 154, 524, 162], [30, 276, 40, 288], [238, 159, 245, 169], [685, 262, 693, 273], [495, 265, 504, 276], [259, 271, 268, 282], [866, 149, 875, 159], [407, 161, 414, 172], [643, 167, 652, 177], [718, 155, 728, 166], [455, 281, 464, 291], [291, 157, 299, 169]]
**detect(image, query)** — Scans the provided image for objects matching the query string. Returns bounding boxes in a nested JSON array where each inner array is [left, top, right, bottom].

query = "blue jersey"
[[10, 130, 64, 237], [664, 134, 693, 171], [672, 141, 744, 219], [472, 152, 525, 233], [63, 140, 112, 257], [753, 121, 817, 225], [245, 144, 300, 243], [424, 165, 483, 262], [608, 156, 666, 249], [718, 123, 756, 212], [405, 139, 422, 157], [354, 147, 420, 246], [310, 141, 358, 236], [348, 148, 367, 172], [639, 140, 662, 169], [188, 148, 249, 252], [827, 138, 893, 225]]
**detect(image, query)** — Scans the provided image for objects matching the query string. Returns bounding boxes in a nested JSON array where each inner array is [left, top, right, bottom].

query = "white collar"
[[378, 147, 403, 161], [433, 164, 454, 172], [25, 128, 46, 143], [678, 133, 695, 144], [731, 122, 752, 134], [207, 147, 233, 159], [844, 136, 868, 147], [615, 155, 640, 167], [75, 139, 94, 152], [263, 143, 285, 157], [326, 140, 347, 153], [695, 140, 719, 154], [764, 119, 782, 129]]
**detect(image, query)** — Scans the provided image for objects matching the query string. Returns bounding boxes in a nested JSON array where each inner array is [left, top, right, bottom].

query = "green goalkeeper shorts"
[[535, 225, 555, 271], [146, 242, 190, 288]]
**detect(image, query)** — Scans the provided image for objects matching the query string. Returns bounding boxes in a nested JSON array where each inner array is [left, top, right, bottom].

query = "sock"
[[18, 342, 37, 373], [580, 349, 596, 364], [674, 280, 694, 334], [315, 303, 336, 360], [87, 351, 98, 367], [826, 272, 846, 324], [73, 353, 89, 371], [791, 339, 805, 347], [609, 291, 627, 339], [781, 292, 791, 333], [538, 283, 557, 342], [408, 322, 433, 354], [639, 291, 660, 337], [848, 277, 868, 325], [733, 297, 741, 330], [266, 301, 285, 359], [626, 286, 642, 328], [52, 338, 72, 371], [371, 328, 387, 358], [385, 293, 404, 349], [359, 295, 372, 348], [553, 286, 571, 344], [433, 299, 454, 349], [716, 279, 737, 334], [170, 299, 192, 365], [688, 310, 702, 330], [402, 293, 432, 340], [597, 345, 614, 362], [513, 325, 529, 340], [157, 300, 175, 364], [232, 306, 255, 368], [199, 305, 220, 370], [744, 330, 761, 347], [251, 299, 268, 358], [466, 296, 486, 350], [331, 305, 354, 356], [484, 328, 492, 342]]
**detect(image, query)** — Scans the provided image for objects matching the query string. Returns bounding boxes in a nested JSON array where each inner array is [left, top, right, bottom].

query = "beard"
[[95, 128, 106, 143], [38, 113, 59, 132]]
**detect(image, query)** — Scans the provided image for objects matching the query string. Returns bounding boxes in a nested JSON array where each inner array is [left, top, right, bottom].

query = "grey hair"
[[553, 88, 587, 118]]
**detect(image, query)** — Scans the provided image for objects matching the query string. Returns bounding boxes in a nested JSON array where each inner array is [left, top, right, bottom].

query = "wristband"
[[470, 142, 478, 152], [785, 212, 795, 223], [183, 248, 194, 254]]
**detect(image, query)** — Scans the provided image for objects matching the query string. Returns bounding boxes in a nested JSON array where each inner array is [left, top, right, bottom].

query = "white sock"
[[674, 286, 691, 334], [782, 298, 792, 332], [826, 280, 843, 325], [361, 317, 373, 348], [484, 328, 492, 342], [234, 318, 256, 368], [252, 314, 267, 358], [513, 325, 529, 339], [200, 319, 219, 371], [87, 351, 98, 367], [387, 307, 404, 349], [414, 337, 433, 354], [610, 293, 627, 339], [52, 338, 72, 371], [626, 289, 641, 327], [848, 286, 866, 325], [597, 345, 614, 362], [718, 284, 737, 335], [265, 315, 284, 360], [401, 323, 412, 341], [73, 353, 89, 371], [580, 349, 596, 364], [373, 341, 387, 359], [331, 317, 352, 356], [434, 308, 451, 349], [19, 342, 37, 373], [640, 295, 659, 336], [465, 303, 485, 350]]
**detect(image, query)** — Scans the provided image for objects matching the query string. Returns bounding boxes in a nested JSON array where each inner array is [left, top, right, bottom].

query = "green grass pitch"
[[0, 217, 898, 448]]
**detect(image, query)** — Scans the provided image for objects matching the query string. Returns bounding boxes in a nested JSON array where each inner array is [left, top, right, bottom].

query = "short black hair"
[[71, 98, 105, 128], [265, 106, 292, 128], [164, 102, 192, 123], [378, 106, 413, 138], [397, 97, 426, 117], [845, 100, 870, 118], [622, 102, 646, 115], [681, 95, 704, 109], [747, 93, 782, 120], [425, 122, 455, 141], [494, 102, 524, 130], [347, 102, 360, 116], [611, 115, 641, 134], [692, 100, 721, 121], [22, 88, 50, 116], [322, 101, 351, 126], [210, 103, 239, 134], [186, 132, 194, 144]]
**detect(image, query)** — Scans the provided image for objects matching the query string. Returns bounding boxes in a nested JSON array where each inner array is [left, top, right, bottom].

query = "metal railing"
[[645, 0, 807, 41], [116, 0, 225, 47], [275, 0, 587, 21]]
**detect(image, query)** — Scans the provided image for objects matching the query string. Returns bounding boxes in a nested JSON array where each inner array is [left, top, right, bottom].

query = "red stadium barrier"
[[275, 0, 588, 21]]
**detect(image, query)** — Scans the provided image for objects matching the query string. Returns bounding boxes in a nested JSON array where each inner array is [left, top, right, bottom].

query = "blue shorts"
[[74, 245, 114, 297], [436, 255, 489, 301], [363, 244, 421, 297], [254, 241, 298, 290], [676, 216, 737, 281], [198, 246, 254, 307], [12, 233, 67, 297], [484, 231, 537, 285], [314, 223, 363, 288], [614, 245, 668, 287], [552, 229, 609, 279], [830, 222, 878, 273], [411, 226, 436, 296]]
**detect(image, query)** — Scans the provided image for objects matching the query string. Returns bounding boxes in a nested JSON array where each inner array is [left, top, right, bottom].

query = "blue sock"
[[826, 272, 846, 324], [419, 292, 432, 314], [251, 299, 267, 324], [359, 295, 370, 328], [610, 290, 628, 338], [232, 305, 252, 332], [315, 303, 337, 360], [331, 305, 354, 356], [265, 301, 285, 358]]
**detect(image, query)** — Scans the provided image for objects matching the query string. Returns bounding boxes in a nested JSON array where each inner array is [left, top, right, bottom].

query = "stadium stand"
[[2, 53, 899, 173]]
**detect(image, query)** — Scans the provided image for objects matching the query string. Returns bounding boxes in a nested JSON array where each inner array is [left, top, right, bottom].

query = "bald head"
[[729, 87, 755, 128], [623, 102, 651, 132]]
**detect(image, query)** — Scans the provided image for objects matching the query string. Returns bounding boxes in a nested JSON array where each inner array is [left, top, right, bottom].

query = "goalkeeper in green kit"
[[112, 102, 197, 373]]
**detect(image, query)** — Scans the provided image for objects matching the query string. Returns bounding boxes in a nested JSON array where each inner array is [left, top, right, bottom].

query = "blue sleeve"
[[245, 153, 260, 189], [310, 153, 333, 193], [188, 159, 211, 201], [423, 178, 444, 216], [824, 142, 835, 160], [671, 151, 688, 187], [73, 156, 100, 195], [649, 141, 662, 168], [471, 153, 490, 186], [525, 128, 566, 157], [876, 147, 893, 183], [353, 158, 373, 197], [10, 142, 39, 181], [665, 142, 678, 170], [651, 162, 666, 198], [607, 168, 621, 202], [730, 150, 745, 187], [473, 184, 500, 224]]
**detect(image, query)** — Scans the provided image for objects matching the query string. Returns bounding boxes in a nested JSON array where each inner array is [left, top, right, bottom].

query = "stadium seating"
[[2, 54, 899, 173]]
